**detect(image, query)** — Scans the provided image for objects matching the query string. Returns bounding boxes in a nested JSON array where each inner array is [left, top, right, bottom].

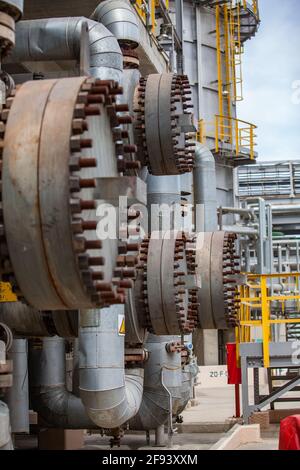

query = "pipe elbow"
[[194, 142, 216, 168], [85, 19, 123, 82], [91, 0, 140, 49], [82, 369, 144, 429], [8, 17, 123, 83], [31, 386, 93, 429]]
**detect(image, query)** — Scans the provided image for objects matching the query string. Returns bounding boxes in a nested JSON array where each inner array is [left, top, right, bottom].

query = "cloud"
[[238, 0, 300, 161]]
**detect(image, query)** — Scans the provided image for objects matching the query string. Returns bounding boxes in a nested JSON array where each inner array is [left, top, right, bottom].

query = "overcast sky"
[[238, 0, 300, 161]]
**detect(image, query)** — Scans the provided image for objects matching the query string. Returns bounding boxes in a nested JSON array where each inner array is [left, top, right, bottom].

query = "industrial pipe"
[[0, 401, 13, 450], [79, 307, 144, 429], [7, 17, 123, 82], [147, 175, 182, 232], [5, 339, 29, 434], [0, 303, 78, 338], [29, 337, 94, 429], [193, 142, 218, 232], [91, 0, 140, 49], [222, 225, 259, 236], [129, 335, 182, 431]]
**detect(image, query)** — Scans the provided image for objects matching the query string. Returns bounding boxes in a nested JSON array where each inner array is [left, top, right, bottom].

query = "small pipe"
[[222, 225, 259, 236]]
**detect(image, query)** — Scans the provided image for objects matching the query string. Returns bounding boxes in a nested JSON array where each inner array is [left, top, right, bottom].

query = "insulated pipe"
[[193, 142, 218, 232], [79, 307, 144, 429], [91, 0, 140, 49], [29, 337, 94, 429], [129, 335, 182, 431], [0, 401, 13, 450], [7, 17, 123, 82], [147, 175, 181, 232], [5, 339, 29, 434], [0, 303, 78, 338]]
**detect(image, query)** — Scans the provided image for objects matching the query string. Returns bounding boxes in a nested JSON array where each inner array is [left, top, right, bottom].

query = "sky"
[[237, 0, 300, 161]]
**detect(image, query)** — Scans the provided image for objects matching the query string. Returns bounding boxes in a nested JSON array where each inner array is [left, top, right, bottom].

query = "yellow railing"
[[198, 115, 257, 160], [134, 0, 156, 32], [242, 0, 259, 20], [236, 273, 300, 367], [134, 0, 170, 33], [229, 1, 244, 102]]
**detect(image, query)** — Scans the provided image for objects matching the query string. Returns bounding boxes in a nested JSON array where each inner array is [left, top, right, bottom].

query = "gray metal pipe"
[[91, 0, 140, 48], [5, 339, 29, 434], [0, 401, 13, 450], [193, 142, 218, 232], [222, 225, 259, 236], [7, 17, 123, 82], [29, 337, 94, 429], [79, 307, 144, 429], [270, 205, 300, 213], [129, 335, 182, 431], [0, 303, 78, 338], [147, 175, 182, 232], [219, 207, 255, 220]]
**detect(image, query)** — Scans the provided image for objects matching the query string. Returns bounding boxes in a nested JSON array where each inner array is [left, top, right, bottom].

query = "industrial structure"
[[0, 0, 298, 451]]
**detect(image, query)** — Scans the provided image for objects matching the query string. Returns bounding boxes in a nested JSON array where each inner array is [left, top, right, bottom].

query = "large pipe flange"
[[137, 231, 198, 335], [133, 74, 195, 176], [0, 76, 138, 310], [194, 231, 241, 329]]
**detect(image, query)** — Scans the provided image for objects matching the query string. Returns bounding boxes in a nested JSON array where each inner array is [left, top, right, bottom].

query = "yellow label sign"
[[118, 314, 125, 336], [0, 282, 18, 303]]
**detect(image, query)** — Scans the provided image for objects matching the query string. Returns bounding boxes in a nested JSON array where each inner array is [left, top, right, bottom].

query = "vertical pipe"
[[6, 339, 29, 434], [193, 143, 218, 232]]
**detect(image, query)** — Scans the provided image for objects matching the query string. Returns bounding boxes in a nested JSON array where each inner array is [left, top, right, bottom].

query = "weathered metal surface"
[[0, 0, 23, 20], [1, 76, 139, 310], [134, 73, 196, 176], [138, 231, 199, 335], [195, 231, 241, 329]]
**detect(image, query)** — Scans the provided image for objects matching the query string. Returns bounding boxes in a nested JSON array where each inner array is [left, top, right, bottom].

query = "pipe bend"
[[194, 141, 216, 168], [79, 308, 144, 429], [84, 369, 144, 429], [29, 337, 94, 429], [7, 17, 123, 82], [90, 0, 140, 49], [30, 385, 93, 429]]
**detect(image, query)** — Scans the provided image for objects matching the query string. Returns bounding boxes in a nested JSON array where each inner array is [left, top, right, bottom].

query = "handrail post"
[[235, 119, 239, 156], [261, 276, 270, 368], [215, 115, 219, 153]]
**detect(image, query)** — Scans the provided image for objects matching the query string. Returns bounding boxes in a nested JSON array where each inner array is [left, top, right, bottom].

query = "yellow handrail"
[[236, 273, 300, 367], [134, 0, 157, 33], [198, 115, 257, 161]]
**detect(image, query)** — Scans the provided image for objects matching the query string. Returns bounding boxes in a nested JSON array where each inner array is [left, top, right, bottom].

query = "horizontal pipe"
[[219, 207, 255, 219], [222, 225, 259, 236], [6, 17, 123, 82]]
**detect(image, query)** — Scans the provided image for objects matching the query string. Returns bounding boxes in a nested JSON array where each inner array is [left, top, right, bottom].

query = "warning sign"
[[118, 314, 125, 336], [0, 282, 18, 303]]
